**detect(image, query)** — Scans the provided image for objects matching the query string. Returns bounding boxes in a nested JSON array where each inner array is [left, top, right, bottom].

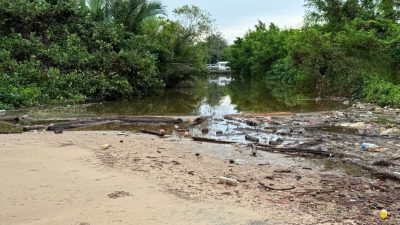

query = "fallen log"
[[46, 116, 182, 131], [141, 129, 165, 137], [255, 144, 342, 157], [259, 182, 296, 191], [191, 136, 236, 144], [0, 116, 23, 123]]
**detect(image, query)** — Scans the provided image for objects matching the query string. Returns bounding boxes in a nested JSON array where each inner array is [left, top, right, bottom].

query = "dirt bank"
[[1, 131, 399, 225]]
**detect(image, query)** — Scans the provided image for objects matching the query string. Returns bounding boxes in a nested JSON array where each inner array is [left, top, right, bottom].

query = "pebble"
[[101, 144, 111, 150]]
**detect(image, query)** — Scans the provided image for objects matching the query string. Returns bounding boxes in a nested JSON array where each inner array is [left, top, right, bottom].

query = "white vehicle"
[[206, 64, 218, 71], [216, 62, 231, 71]]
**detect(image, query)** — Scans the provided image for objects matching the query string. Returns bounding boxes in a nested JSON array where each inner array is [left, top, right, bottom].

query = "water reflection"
[[0, 74, 346, 119], [208, 74, 232, 87]]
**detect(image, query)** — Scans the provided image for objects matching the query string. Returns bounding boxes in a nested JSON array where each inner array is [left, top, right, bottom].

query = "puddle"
[[310, 159, 373, 178]]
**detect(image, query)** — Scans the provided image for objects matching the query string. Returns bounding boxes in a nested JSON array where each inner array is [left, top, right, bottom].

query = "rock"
[[245, 135, 259, 143], [118, 132, 129, 136], [245, 119, 262, 127], [343, 101, 350, 105], [333, 111, 346, 117], [53, 129, 63, 134], [193, 116, 210, 125], [340, 122, 368, 129], [276, 129, 291, 135], [374, 107, 384, 114], [101, 144, 111, 150], [201, 128, 209, 134], [216, 130, 223, 135], [195, 153, 200, 157], [187, 171, 195, 176], [218, 177, 239, 187]]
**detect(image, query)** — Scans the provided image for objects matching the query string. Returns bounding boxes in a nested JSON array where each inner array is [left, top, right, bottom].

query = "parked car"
[[206, 64, 218, 71]]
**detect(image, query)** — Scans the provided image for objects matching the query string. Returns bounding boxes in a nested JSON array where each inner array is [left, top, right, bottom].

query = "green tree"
[[173, 5, 215, 41], [201, 33, 228, 64], [113, 0, 166, 33]]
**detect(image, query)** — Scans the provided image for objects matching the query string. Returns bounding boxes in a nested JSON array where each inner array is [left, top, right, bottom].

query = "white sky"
[[162, 0, 305, 43]]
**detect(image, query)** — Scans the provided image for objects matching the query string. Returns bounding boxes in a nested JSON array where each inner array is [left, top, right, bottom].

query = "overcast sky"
[[162, 0, 305, 43]]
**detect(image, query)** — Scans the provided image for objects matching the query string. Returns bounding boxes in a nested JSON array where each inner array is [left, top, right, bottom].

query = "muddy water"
[[0, 75, 346, 120], [0, 75, 382, 179]]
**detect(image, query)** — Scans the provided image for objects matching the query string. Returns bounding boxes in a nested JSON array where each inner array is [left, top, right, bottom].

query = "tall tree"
[[378, 0, 400, 21], [173, 5, 215, 41], [113, 0, 166, 33], [202, 33, 228, 64]]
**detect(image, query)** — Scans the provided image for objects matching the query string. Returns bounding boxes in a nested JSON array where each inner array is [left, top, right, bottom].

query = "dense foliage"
[[0, 0, 213, 109], [228, 0, 400, 107]]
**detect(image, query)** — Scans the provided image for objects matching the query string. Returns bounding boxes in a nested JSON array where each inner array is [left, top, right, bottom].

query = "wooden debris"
[[259, 182, 296, 191], [191, 136, 236, 144], [141, 129, 165, 137], [46, 116, 182, 131]]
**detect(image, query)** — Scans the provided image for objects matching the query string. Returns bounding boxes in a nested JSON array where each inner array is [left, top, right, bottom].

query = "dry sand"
[[0, 132, 266, 225], [1, 131, 398, 225]]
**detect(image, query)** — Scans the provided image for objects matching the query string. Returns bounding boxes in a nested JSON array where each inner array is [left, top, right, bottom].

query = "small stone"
[[343, 101, 350, 105], [54, 129, 63, 134], [101, 144, 111, 150], [195, 153, 200, 157], [201, 128, 209, 134], [216, 130, 223, 135], [370, 202, 384, 210], [188, 171, 195, 176]]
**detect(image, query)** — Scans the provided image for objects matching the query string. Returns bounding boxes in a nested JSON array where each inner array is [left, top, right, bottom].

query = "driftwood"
[[0, 116, 22, 123], [259, 182, 296, 191], [46, 116, 183, 131], [191, 136, 236, 144], [141, 129, 165, 137], [255, 144, 340, 157]]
